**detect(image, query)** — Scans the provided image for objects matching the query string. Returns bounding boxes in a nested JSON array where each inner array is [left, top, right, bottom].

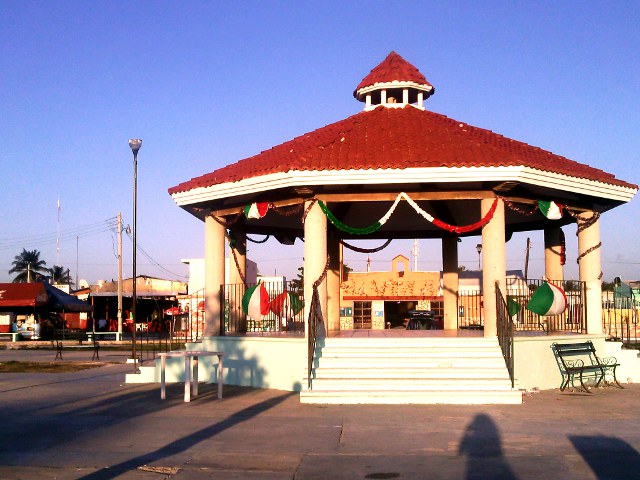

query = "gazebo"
[[137, 52, 638, 403]]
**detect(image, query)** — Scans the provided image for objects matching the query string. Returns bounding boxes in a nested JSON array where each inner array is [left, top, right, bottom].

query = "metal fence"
[[221, 280, 305, 335], [602, 288, 639, 346], [458, 279, 587, 334], [495, 282, 514, 388]]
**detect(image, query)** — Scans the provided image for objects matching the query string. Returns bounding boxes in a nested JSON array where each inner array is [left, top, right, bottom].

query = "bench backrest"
[[552, 341, 602, 367]]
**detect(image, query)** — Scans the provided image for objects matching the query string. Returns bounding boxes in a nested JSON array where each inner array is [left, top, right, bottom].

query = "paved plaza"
[[1, 347, 640, 479]]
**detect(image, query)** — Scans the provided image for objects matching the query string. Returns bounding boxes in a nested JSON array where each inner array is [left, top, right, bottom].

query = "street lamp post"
[[476, 243, 482, 270], [129, 138, 142, 373]]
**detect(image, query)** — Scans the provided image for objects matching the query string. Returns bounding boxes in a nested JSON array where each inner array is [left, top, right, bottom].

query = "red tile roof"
[[354, 51, 433, 98], [168, 105, 636, 195]]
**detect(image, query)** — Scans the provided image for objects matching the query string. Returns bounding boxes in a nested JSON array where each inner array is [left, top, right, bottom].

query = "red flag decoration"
[[269, 291, 304, 318], [242, 283, 270, 320], [526, 282, 567, 316], [244, 202, 270, 219]]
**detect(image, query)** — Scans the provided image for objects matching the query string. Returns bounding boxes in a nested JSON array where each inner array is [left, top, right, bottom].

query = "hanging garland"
[[568, 210, 603, 279], [501, 198, 539, 216], [247, 235, 271, 244], [341, 239, 393, 254], [313, 255, 331, 289], [318, 200, 382, 235], [211, 211, 244, 227], [431, 198, 498, 234], [270, 202, 304, 217], [229, 247, 247, 286], [317, 193, 499, 236], [302, 198, 317, 224]]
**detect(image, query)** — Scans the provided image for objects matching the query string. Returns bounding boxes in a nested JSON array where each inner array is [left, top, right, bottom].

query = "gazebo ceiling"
[[169, 52, 637, 240]]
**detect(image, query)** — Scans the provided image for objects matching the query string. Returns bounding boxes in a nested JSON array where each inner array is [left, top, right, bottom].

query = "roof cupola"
[[354, 51, 435, 111]]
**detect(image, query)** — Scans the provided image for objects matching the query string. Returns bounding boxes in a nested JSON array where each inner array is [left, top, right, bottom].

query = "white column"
[[304, 200, 328, 339], [205, 215, 226, 337], [442, 236, 459, 330], [577, 211, 602, 334], [544, 227, 564, 282], [326, 235, 341, 333], [481, 198, 506, 338]]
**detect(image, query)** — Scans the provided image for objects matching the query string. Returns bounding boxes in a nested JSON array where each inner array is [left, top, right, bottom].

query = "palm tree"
[[49, 265, 73, 286], [9, 249, 48, 283]]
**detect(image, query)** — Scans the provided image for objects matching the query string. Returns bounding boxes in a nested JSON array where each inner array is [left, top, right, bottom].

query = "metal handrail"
[[495, 282, 515, 388], [307, 287, 320, 390]]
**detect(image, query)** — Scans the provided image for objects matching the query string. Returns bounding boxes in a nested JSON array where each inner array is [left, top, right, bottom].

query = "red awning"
[[0, 283, 49, 308]]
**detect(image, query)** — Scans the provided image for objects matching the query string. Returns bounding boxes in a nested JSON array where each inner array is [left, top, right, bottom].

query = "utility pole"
[[524, 237, 531, 280], [76, 236, 79, 287], [117, 212, 123, 341]]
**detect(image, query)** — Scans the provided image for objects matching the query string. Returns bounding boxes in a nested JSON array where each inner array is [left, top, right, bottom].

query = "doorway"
[[384, 301, 417, 329]]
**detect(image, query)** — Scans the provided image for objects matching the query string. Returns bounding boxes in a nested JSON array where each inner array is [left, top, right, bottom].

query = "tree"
[[289, 266, 304, 295], [342, 263, 353, 279], [9, 249, 48, 283], [49, 265, 73, 286], [564, 280, 580, 292], [601, 280, 615, 292]]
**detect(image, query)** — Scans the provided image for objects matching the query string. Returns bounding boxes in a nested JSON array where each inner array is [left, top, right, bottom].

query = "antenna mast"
[[56, 196, 61, 266], [412, 239, 419, 271]]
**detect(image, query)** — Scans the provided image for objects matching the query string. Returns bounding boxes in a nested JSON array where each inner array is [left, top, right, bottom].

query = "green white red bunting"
[[242, 283, 271, 320], [526, 282, 567, 316], [244, 202, 270, 219], [269, 291, 304, 317], [538, 200, 563, 220]]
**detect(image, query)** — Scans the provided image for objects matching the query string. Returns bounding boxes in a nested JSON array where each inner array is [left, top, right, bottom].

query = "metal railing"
[[307, 288, 320, 389], [602, 287, 639, 347], [457, 291, 483, 329], [495, 282, 514, 388], [134, 330, 183, 362], [221, 281, 305, 335], [458, 279, 587, 334]]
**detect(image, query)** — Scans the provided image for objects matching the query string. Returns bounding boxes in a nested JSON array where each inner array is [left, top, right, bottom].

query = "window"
[[353, 301, 372, 329]]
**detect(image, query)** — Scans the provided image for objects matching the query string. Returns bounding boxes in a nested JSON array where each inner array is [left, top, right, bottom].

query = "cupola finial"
[[354, 52, 435, 111]]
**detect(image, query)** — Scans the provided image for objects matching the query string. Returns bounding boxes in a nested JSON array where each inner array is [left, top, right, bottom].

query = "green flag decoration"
[[526, 281, 567, 316], [538, 200, 563, 220], [507, 296, 521, 318]]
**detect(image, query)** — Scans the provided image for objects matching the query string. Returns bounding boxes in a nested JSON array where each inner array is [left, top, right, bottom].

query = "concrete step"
[[300, 389, 523, 405], [315, 357, 506, 369], [318, 347, 503, 357], [311, 377, 513, 390], [310, 367, 511, 380], [126, 365, 157, 383], [306, 336, 519, 404], [318, 338, 500, 348]]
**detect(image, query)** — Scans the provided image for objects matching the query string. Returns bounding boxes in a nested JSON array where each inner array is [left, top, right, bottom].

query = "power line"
[[124, 230, 187, 279], [0, 217, 118, 251]]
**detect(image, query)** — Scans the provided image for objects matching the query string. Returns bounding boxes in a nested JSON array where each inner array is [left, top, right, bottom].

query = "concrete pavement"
[[1, 347, 640, 479]]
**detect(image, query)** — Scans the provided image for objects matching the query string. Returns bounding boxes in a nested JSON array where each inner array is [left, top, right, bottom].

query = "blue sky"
[[1, 1, 639, 284]]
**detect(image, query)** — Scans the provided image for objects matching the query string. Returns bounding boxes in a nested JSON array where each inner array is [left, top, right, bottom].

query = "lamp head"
[[128, 138, 142, 155], [476, 244, 482, 254]]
